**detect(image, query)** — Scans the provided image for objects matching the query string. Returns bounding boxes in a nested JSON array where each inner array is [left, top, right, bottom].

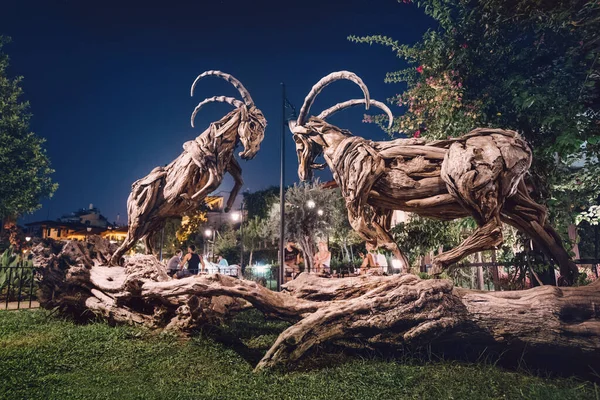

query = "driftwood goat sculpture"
[[289, 71, 578, 285], [109, 71, 266, 265]]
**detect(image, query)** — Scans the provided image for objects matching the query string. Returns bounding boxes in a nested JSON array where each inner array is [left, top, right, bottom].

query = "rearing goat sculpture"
[[289, 71, 578, 284], [109, 71, 266, 265]]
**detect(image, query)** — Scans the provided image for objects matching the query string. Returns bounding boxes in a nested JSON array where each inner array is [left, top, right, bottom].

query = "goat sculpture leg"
[[432, 138, 510, 274], [501, 182, 579, 284], [224, 157, 243, 213], [431, 217, 504, 275], [109, 177, 164, 265], [371, 207, 411, 271], [143, 234, 155, 255], [189, 168, 219, 201]]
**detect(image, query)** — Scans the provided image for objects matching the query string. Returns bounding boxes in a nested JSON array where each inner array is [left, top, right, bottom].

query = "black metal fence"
[[0, 263, 38, 311]]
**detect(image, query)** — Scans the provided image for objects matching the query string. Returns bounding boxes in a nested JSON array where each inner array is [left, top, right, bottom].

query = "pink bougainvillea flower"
[[416, 65, 424, 74], [362, 115, 373, 124], [457, 82, 462, 88], [413, 130, 421, 138], [461, 43, 468, 49]]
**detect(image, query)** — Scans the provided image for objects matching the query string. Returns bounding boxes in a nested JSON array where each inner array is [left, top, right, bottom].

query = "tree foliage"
[[243, 216, 271, 265], [0, 37, 57, 220], [349, 0, 600, 236], [176, 209, 208, 243], [243, 186, 279, 220], [328, 189, 363, 261], [214, 227, 240, 265], [391, 215, 466, 264]]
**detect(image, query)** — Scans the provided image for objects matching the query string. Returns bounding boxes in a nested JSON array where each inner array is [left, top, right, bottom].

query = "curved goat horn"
[[190, 70, 254, 106], [297, 71, 370, 126], [318, 99, 394, 129], [190, 96, 244, 128]]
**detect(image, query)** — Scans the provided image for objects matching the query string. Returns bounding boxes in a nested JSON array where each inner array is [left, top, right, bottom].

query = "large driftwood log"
[[34, 238, 250, 332], [33, 239, 600, 375], [110, 71, 266, 265], [288, 71, 579, 285]]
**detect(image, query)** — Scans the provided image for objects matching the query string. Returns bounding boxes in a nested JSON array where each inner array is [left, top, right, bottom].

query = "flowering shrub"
[[576, 205, 600, 226], [350, 0, 600, 238]]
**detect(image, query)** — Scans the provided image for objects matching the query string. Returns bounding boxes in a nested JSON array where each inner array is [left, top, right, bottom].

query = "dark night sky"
[[1, 0, 432, 224]]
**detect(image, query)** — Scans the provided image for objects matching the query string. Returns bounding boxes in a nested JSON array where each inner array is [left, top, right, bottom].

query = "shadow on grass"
[[197, 309, 600, 384]]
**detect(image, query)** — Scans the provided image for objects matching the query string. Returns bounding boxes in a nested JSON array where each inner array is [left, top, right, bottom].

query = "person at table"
[[284, 239, 301, 282], [166, 249, 182, 277], [359, 244, 378, 275], [217, 254, 229, 267], [175, 244, 205, 278], [313, 241, 331, 276]]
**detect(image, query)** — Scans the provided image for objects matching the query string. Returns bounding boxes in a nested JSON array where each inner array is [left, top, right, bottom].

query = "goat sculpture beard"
[[108, 71, 266, 266], [290, 71, 578, 285]]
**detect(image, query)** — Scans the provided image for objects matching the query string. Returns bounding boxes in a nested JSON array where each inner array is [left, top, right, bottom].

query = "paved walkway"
[[0, 301, 40, 311]]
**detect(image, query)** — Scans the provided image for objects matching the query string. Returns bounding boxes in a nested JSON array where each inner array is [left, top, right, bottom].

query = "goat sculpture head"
[[190, 70, 266, 160], [289, 71, 394, 181]]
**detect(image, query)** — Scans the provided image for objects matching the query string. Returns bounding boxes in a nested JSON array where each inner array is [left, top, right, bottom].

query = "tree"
[[0, 37, 57, 223], [148, 217, 183, 258], [329, 189, 362, 262], [269, 181, 339, 272], [175, 208, 208, 244], [391, 215, 465, 266], [349, 0, 600, 239], [214, 227, 240, 265], [243, 186, 279, 220], [243, 216, 270, 266]]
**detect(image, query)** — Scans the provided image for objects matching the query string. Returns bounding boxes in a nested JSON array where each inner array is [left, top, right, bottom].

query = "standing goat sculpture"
[[109, 71, 266, 265], [289, 71, 578, 285]]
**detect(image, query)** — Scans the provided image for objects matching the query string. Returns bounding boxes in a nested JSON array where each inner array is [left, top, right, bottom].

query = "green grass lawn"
[[0, 309, 597, 400]]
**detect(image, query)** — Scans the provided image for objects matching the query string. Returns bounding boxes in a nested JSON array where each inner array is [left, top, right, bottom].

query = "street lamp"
[[306, 199, 316, 209], [86, 226, 92, 241], [317, 209, 324, 216], [204, 228, 215, 261], [25, 236, 31, 242], [231, 212, 241, 222]]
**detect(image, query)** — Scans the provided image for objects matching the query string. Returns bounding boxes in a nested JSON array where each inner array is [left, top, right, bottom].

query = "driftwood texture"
[[289, 71, 578, 285], [110, 71, 266, 265], [33, 239, 600, 375], [34, 238, 250, 332]]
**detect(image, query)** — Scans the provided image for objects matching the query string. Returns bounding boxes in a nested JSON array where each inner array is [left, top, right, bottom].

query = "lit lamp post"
[[204, 228, 214, 262], [231, 211, 243, 269], [86, 226, 92, 241], [25, 236, 31, 243]]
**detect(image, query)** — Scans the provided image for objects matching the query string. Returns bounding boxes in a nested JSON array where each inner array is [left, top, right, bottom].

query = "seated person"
[[166, 249, 183, 277], [217, 254, 229, 267], [284, 239, 301, 283], [359, 244, 378, 275], [174, 245, 205, 279], [313, 241, 331, 275]]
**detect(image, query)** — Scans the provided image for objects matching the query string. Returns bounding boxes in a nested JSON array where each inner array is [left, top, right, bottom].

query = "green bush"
[[0, 246, 36, 301]]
